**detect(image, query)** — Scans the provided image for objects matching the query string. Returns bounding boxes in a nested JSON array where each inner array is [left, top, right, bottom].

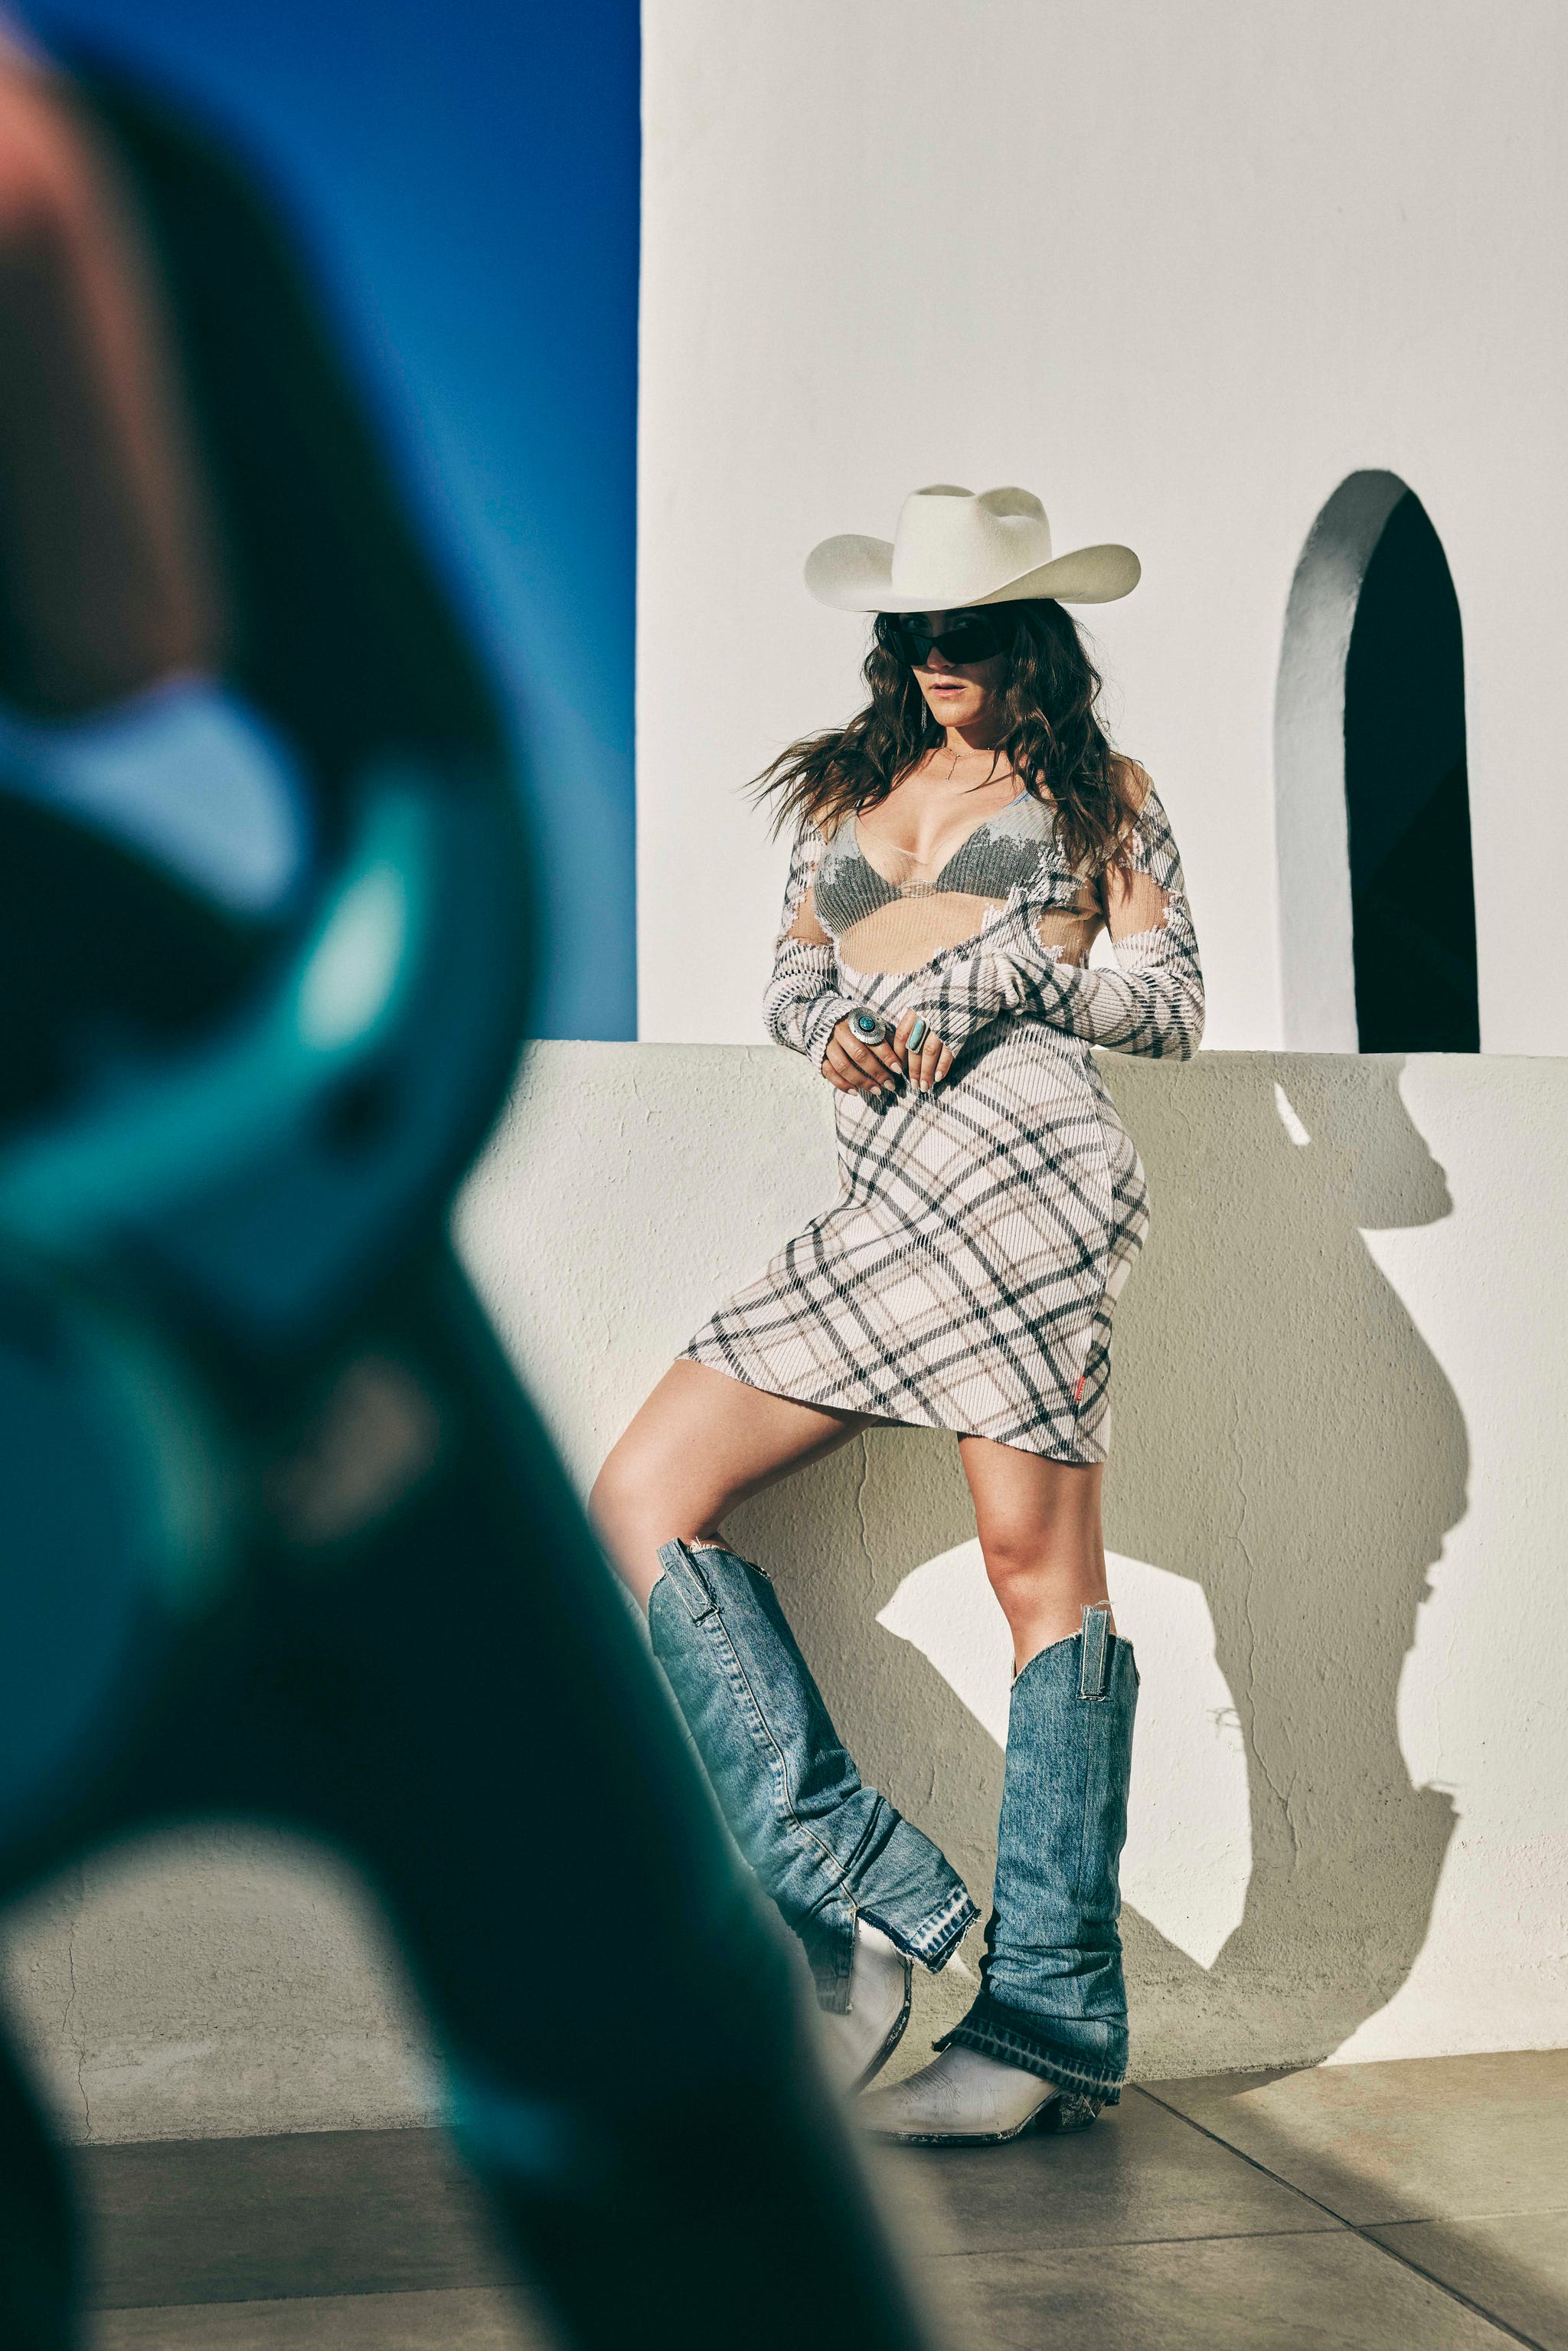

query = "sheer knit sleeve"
[[762, 820, 857, 1070], [910, 775, 1205, 1065]]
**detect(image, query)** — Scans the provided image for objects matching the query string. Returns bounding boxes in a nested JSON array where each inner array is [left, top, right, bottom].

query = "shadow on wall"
[[724, 1053, 1464, 2081]]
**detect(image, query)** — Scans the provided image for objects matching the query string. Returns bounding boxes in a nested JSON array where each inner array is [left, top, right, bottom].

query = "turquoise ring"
[[848, 1008, 887, 1046], [907, 1017, 928, 1050]]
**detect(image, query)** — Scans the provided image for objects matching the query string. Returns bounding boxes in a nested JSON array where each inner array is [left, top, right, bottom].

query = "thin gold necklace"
[[945, 741, 1008, 783]]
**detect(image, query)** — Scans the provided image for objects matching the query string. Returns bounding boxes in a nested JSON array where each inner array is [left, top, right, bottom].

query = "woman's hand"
[[823, 1016, 903, 1096], [893, 1010, 953, 1092]]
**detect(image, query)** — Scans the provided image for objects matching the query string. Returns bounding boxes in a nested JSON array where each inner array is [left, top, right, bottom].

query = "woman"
[[593, 483, 1204, 2145]]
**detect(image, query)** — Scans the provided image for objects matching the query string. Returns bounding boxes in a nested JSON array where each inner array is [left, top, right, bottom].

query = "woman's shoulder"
[[781, 808, 854, 908], [1110, 754, 1157, 814], [790, 805, 855, 858]]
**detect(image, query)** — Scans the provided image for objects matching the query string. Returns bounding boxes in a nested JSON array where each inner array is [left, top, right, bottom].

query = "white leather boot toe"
[[818, 1921, 912, 2093], [858, 2043, 1098, 2145]]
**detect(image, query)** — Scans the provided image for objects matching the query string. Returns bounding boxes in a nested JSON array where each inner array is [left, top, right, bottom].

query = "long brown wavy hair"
[[754, 599, 1141, 878]]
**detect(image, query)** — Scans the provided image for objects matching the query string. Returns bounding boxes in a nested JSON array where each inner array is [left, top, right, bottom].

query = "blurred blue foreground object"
[[0, 40, 933, 2351]]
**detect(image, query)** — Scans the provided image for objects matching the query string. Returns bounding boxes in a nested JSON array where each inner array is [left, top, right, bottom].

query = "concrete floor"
[[82, 2050, 1567, 2349]]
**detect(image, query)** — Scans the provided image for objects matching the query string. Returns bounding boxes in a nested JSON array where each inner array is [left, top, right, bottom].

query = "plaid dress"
[[683, 773, 1204, 1460]]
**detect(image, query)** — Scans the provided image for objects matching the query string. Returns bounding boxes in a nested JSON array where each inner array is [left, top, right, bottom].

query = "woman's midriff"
[[832, 901, 1104, 985], [834, 894, 1006, 973]]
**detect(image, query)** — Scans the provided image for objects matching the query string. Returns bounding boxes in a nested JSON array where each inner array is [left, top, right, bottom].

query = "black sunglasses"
[[887, 610, 1011, 669]]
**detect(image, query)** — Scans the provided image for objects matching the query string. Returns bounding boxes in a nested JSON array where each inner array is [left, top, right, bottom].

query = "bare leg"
[[862, 1442, 1129, 2143], [590, 1360, 867, 1604], [594, 1363, 968, 2068], [959, 1440, 1112, 1673]]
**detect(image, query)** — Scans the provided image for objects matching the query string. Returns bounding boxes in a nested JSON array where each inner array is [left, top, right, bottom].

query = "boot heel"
[[1034, 2091, 1102, 2135]]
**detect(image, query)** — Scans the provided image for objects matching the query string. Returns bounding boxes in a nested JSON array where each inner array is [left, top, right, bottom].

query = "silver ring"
[[848, 1007, 887, 1046]]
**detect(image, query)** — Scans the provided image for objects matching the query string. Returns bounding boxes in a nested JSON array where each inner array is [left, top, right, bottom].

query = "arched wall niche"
[[1275, 472, 1478, 1052], [1275, 471, 1407, 1051]]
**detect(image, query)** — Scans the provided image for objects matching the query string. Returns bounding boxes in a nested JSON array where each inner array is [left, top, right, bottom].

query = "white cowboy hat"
[[804, 483, 1140, 613]]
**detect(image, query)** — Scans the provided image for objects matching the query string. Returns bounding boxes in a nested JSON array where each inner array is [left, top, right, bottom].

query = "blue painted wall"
[[29, 0, 640, 1039]]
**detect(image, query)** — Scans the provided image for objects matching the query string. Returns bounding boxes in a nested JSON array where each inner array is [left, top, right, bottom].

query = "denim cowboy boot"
[[648, 1540, 977, 2081], [862, 1604, 1135, 2144]]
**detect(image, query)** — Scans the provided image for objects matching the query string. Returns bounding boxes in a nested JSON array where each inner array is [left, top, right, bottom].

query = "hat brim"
[[804, 536, 1141, 612]]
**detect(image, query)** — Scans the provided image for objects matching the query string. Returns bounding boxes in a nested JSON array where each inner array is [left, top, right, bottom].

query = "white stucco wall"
[[461, 1045, 1568, 2079], [7, 1042, 1564, 2137], [6, 2, 1566, 2144], [637, 0, 1568, 1054]]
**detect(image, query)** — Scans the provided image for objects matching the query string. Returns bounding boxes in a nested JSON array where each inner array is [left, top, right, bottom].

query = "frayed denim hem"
[[809, 1882, 978, 2013], [864, 1882, 979, 1976], [936, 1993, 1125, 2104]]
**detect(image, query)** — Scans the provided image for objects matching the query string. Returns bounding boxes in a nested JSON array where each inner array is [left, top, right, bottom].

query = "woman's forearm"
[[763, 939, 855, 1069], [910, 907, 1205, 1065]]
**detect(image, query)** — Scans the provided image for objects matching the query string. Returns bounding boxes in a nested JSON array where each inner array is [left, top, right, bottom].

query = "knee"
[[979, 1526, 1050, 1610], [589, 1437, 712, 1586], [587, 1444, 652, 1556], [977, 1509, 1086, 1620]]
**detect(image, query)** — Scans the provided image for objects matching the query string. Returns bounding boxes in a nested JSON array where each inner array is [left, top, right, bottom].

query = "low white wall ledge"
[[6, 1042, 1563, 2138]]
